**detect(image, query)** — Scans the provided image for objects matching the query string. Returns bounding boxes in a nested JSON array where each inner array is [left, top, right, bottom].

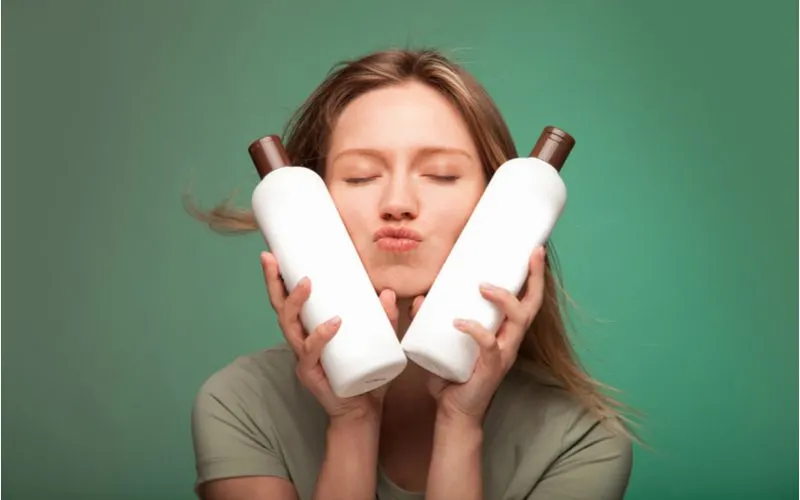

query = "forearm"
[[426, 413, 484, 500], [313, 415, 381, 500]]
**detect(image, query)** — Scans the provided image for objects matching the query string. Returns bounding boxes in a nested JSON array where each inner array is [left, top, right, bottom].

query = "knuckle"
[[294, 292, 309, 308], [314, 323, 329, 338], [278, 311, 293, 327], [479, 334, 495, 349], [295, 366, 309, 384], [512, 306, 528, 324], [298, 340, 311, 358], [276, 318, 287, 333]]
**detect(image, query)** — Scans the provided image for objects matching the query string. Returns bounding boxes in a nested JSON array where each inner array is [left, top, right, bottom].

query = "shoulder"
[[499, 359, 632, 448], [191, 342, 305, 439], [192, 342, 323, 430], [191, 343, 327, 491], [484, 361, 633, 498], [195, 342, 299, 396]]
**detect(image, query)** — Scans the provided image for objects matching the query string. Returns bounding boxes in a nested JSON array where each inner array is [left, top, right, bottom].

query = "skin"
[[200, 80, 546, 500], [325, 79, 488, 299]]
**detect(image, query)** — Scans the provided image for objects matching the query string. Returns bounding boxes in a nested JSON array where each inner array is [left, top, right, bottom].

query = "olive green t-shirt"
[[191, 344, 633, 499]]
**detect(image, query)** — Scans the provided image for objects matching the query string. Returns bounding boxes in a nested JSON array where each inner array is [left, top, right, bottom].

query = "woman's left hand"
[[419, 245, 548, 426]]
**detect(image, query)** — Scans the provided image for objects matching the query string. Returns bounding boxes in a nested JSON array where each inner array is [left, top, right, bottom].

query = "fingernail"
[[480, 283, 498, 293], [327, 316, 341, 326], [453, 319, 467, 328]]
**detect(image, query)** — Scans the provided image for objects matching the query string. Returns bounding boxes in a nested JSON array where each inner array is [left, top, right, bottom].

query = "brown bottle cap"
[[248, 135, 291, 178], [529, 126, 575, 172]]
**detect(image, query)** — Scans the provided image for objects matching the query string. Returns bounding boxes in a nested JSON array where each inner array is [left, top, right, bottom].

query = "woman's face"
[[325, 80, 487, 298]]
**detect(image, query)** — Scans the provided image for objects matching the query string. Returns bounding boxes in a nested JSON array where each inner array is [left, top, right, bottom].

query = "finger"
[[479, 283, 527, 327], [519, 246, 547, 311], [276, 277, 312, 358], [379, 289, 399, 331], [410, 295, 425, 320], [426, 373, 449, 399], [261, 252, 287, 310], [453, 319, 502, 370], [299, 316, 341, 373], [282, 276, 311, 331], [261, 252, 305, 354]]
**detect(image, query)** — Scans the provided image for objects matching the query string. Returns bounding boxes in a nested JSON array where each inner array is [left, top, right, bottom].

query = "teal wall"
[[4, 1, 797, 498]]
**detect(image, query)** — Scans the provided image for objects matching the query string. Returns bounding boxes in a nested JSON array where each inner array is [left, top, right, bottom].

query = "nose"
[[380, 175, 418, 221]]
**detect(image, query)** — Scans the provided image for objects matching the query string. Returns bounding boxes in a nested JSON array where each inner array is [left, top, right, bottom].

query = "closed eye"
[[427, 175, 460, 183], [344, 176, 379, 185]]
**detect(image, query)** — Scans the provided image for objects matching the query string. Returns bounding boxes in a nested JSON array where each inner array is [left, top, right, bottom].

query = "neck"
[[378, 295, 438, 487], [383, 297, 437, 425], [396, 297, 414, 340]]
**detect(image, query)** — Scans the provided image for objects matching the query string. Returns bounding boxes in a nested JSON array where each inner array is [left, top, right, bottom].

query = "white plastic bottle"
[[248, 135, 407, 398], [400, 126, 575, 382]]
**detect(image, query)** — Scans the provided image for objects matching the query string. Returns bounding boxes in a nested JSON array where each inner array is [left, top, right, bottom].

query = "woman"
[[188, 48, 634, 500]]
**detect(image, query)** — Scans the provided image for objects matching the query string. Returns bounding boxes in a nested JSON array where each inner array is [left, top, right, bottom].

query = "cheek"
[[330, 193, 372, 243], [337, 206, 367, 240], [430, 192, 482, 241]]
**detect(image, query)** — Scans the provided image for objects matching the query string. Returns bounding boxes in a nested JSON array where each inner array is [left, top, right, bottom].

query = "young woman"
[[188, 48, 634, 500]]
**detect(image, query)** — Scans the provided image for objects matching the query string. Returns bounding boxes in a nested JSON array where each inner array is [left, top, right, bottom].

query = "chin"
[[369, 268, 433, 299]]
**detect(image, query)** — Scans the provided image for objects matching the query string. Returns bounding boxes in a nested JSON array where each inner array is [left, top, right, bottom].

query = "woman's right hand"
[[260, 251, 397, 424]]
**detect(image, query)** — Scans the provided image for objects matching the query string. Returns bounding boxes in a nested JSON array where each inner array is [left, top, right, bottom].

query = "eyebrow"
[[331, 146, 474, 165]]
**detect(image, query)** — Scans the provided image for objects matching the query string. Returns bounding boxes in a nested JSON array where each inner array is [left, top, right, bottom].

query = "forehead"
[[328, 80, 477, 154]]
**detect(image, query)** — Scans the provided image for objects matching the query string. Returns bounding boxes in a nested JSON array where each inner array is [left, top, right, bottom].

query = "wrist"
[[316, 409, 381, 500], [434, 410, 483, 447], [435, 406, 483, 431], [329, 404, 383, 429], [427, 408, 484, 500], [324, 411, 381, 474], [329, 413, 381, 438]]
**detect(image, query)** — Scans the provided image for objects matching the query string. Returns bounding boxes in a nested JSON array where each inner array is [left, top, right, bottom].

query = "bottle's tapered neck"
[[529, 126, 575, 172], [249, 135, 290, 178]]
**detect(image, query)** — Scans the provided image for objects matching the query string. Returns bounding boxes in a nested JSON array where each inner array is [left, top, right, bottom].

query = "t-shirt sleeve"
[[190, 364, 290, 487], [526, 420, 633, 500]]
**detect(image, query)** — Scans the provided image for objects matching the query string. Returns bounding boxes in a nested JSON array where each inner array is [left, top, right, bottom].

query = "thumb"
[[410, 295, 425, 320], [379, 289, 399, 331], [426, 374, 449, 400]]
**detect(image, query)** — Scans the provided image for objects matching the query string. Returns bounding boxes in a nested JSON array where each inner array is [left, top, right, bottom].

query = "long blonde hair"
[[186, 48, 638, 440]]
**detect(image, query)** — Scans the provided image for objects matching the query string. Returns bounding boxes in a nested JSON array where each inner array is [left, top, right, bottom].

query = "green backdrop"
[[4, 0, 797, 498]]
